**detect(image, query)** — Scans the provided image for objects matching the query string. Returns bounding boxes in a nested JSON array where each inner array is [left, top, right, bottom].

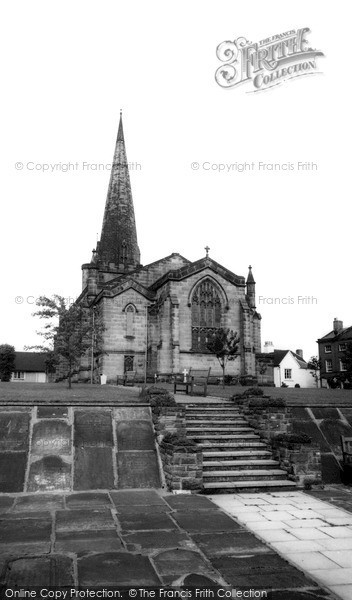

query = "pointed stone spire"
[[246, 265, 256, 308], [246, 265, 255, 284], [97, 111, 140, 268]]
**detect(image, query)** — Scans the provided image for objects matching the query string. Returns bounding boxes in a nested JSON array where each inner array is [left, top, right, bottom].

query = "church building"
[[77, 114, 262, 383]]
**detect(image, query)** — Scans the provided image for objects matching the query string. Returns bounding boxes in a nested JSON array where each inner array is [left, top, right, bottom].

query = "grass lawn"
[[153, 382, 352, 406], [0, 382, 142, 403], [0, 381, 351, 406]]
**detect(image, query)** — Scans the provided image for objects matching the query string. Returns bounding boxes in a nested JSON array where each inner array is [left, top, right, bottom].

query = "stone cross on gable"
[[205, 245, 210, 258]]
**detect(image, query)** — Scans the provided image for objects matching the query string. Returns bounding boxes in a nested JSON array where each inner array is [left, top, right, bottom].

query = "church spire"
[[97, 112, 140, 268]]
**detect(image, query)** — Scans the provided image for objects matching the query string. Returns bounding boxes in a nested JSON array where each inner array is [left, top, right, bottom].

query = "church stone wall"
[[155, 269, 256, 377], [99, 291, 148, 382]]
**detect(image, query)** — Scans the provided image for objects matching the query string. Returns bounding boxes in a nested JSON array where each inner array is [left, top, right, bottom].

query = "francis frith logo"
[[215, 28, 324, 92]]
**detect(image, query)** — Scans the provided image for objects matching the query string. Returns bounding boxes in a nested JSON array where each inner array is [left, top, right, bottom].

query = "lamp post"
[[144, 305, 148, 385], [90, 305, 96, 384]]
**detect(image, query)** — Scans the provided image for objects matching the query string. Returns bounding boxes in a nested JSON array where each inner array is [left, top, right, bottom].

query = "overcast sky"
[[1, 1, 350, 362]]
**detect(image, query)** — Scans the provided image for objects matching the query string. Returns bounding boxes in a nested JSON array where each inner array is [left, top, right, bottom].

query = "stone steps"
[[203, 480, 297, 491], [185, 419, 248, 425], [187, 426, 254, 433], [203, 459, 280, 470], [203, 450, 272, 460], [183, 402, 295, 493]]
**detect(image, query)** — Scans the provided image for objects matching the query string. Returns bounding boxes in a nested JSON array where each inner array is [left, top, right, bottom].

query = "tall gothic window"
[[125, 304, 135, 337], [191, 280, 222, 352]]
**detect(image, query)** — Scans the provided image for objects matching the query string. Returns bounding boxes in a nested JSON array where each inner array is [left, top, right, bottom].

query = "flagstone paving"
[[210, 490, 352, 600], [0, 489, 340, 598]]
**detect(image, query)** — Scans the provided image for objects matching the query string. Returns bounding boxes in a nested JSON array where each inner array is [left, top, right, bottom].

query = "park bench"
[[122, 370, 136, 386], [340, 436, 352, 483], [174, 368, 211, 397]]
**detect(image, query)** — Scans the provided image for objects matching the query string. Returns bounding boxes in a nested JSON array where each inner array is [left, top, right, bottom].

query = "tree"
[[0, 344, 16, 382], [309, 356, 321, 388], [257, 360, 268, 385], [27, 295, 104, 389], [206, 328, 240, 387]]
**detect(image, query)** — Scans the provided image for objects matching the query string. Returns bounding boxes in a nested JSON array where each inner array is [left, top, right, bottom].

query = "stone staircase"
[[185, 401, 296, 493]]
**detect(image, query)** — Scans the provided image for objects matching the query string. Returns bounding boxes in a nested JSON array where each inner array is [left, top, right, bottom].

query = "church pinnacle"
[[97, 112, 141, 268]]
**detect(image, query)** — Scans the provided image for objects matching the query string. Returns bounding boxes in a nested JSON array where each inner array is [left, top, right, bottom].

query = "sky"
[[1, 0, 350, 362]]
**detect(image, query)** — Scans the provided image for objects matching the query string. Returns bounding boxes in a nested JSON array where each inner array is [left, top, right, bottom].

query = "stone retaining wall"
[[271, 438, 322, 487], [159, 437, 203, 492]]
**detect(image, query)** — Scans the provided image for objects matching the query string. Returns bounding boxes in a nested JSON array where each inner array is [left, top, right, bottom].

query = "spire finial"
[[205, 245, 210, 258]]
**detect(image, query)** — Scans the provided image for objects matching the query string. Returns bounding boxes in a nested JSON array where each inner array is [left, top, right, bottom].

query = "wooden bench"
[[174, 368, 211, 397], [340, 436, 352, 483], [122, 370, 136, 386]]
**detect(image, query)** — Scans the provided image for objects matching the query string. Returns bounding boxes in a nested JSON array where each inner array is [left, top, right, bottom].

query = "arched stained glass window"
[[191, 280, 222, 351]]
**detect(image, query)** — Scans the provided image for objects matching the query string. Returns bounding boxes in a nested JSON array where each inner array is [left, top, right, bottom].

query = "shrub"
[[294, 383, 301, 388], [274, 433, 312, 445], [161, 432, 198, 452], [248, 397, 286, 409], [232, 387, 265, 401]]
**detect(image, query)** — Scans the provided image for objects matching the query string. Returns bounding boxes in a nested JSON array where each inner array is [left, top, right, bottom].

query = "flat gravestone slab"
[[4, 555, 73, 587], [270, 592, 332, 600], [32, 420, 71, 456], [321, 453, 343, 483], [74, 447, 114, 490], [117, 451, 160, 488], [153, 549, 214, 583], [115, 407, 151, 421], [292, 420, 331, 451], [66, 492, 112, 508], [122, 530, 195, 553], [0, 517, 52, 544], [115, 504, 171, 515], [111, 490, 166, 506], [116, 420, 155, 450], [13, 494, 64, 512], [173, 510, 240, 533], [0, 496, 15, 513], [55, 509, 115, 532], [192, 531, 270, 558], [55, 530, 123, 555], [183, 574, 218, 586], [223, 568, 313, 590], [213, 552, 294, 576], [27, 456, 71, 492], [165, 495, 218, 510], [117, 511, 177, 532], [74, 410, 113, 447], [0, 452, 27, 492], [37, 406, 68, 419], [1, 511, 52, 520], [0, 413, 29, 451], [78, 552, 160, 586], [320, 419, 352, 451], [312, 407, 340, 420]]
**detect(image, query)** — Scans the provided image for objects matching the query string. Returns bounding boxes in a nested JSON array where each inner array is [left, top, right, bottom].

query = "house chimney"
[[296, 349, 304, 359], [333, 318, 343, 334], [263, 341, 274, 354]]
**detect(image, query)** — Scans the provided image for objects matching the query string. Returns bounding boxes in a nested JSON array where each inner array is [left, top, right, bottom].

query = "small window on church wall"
[[125, 304, 135, 337], [191, 280, 222, 352]]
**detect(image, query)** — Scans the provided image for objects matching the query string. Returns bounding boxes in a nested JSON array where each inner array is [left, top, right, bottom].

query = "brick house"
[[317, 318, 352, 388], [72, 114, 262, 383]]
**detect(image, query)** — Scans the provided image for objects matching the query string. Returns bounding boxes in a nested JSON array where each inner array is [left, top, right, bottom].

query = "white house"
[[273, 349, 318, 388], [11, 352, 48, 383]]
